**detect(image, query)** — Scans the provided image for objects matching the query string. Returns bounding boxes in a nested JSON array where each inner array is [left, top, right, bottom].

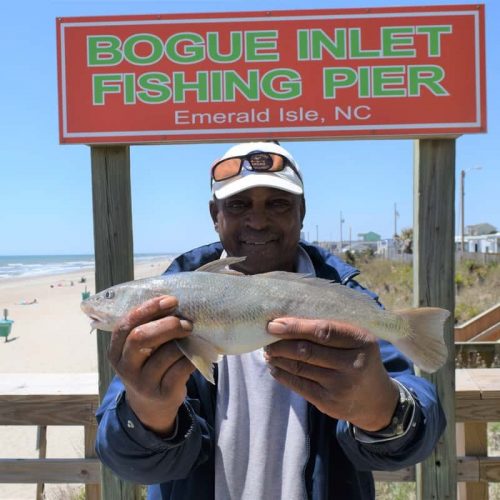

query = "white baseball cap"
[[211, 142, 304, 200]]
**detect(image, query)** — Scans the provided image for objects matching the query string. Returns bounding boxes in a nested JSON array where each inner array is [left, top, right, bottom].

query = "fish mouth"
[[89, 315, 106, 330]]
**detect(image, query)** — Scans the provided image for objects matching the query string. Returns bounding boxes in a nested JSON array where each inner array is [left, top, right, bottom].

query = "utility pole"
[[349, 226, 352, 251], [460, 169, 465, 254], [316, 224, 319, 244], [394, 203, 399, 238], [460, 166, 482, 255], [340, 211, 345, 253]]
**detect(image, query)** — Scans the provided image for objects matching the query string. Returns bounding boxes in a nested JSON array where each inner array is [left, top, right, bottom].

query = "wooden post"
[[413, 139, 457, 499], [91, 146, 139, 500], [36, 425, 47, 500]]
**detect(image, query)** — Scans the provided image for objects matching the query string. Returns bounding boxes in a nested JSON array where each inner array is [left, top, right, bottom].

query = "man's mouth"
[[240, 238, 277, 246]]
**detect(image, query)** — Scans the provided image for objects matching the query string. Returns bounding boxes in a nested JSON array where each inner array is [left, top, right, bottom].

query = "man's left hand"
[[265, 318, 399, 432]]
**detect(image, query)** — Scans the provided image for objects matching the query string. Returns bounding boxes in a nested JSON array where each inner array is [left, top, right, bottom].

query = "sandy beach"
[[0, 257, 173, 499]]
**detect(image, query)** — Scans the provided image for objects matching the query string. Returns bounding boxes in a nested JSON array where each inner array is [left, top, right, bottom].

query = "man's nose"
[[245, 207, 269, 230]]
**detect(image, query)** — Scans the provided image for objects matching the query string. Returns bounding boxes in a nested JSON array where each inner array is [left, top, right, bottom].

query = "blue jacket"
[[95, 241, 446, 500]]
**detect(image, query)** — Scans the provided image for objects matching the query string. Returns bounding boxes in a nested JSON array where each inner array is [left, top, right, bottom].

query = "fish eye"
[[105, 290, 115, 299]]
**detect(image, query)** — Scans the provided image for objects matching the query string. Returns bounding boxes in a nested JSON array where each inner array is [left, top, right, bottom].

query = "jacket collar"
[[164, 241, 359, 284]]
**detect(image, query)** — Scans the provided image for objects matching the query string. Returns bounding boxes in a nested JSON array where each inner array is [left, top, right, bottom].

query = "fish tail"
[[392, 307, 450, 373], [175, 337, 223, 384]]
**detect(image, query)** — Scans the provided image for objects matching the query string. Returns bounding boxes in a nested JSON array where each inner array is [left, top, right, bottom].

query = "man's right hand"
[[107, 295, 195, 437]]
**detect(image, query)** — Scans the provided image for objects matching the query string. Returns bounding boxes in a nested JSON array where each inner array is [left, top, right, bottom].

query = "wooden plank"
[[0, 459, 101, 483], [455, 303, 500, 341], [0, 399, 98, 426], [91, 145, 139, 500], [36, 425, 47, 500], [456, 369, 481, 398], [480, 458, 500, 482], [464, 422, 488, 499], [374, 467, 415, 482], [0, 373, 98, 395], [467, 368, 500, 398], [85, 423, 101, 500], [413, 139, 457, 500], [456, 399, 500, 422], [374, 457, 500, 483]]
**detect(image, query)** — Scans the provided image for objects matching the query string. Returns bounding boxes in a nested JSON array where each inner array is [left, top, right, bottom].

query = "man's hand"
[[265, 318, 399, 432], [108, 295, 195, 437]]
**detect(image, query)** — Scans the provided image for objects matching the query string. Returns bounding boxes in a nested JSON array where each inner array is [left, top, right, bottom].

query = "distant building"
[[455, 233, 500, 253], [377, 239, 399, 258], [357, 231, 381, 242], [465, 223, 497, 236]]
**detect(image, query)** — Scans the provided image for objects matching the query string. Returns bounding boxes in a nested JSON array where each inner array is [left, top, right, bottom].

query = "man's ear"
[[209, 199, 219, 232], [300, 196, 306, 229]]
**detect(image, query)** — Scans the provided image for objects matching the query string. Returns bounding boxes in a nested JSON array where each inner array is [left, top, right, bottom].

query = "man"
[[96, 141, 446, 499]]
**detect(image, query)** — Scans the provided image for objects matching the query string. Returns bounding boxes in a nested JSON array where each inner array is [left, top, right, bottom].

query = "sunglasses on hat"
[[211, 152, 302, 185]]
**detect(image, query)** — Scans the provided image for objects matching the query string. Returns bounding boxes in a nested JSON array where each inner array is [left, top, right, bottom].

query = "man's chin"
[[232, 253, 286, 275]]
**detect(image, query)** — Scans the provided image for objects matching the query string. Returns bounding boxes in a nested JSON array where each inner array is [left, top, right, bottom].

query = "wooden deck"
[[0, 370, 499, 498]]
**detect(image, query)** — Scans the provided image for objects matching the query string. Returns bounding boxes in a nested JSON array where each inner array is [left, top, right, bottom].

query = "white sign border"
[[59, 9, 483, 140]]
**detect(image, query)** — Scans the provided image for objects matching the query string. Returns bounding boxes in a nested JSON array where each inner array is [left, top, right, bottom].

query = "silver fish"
[[81, 257, 449, 383]]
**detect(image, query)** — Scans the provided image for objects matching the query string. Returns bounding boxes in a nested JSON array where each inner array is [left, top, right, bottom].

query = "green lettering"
[[297, 29, 310, 60], [372, 66, 406, 97], [310, 29, 346, 60], [245, 31, 279, 61], [123, 34, 163, 65], [93, 74, 122, 104], [123, 74, 136, 104], [358, 67, 370, 97], [137, 72, 171, 103], [165, 33, 205, 64], [261, 69, 301, 100], [207, 32, 242, 62], [224, 70, 259, 101], [323, 68, 357, 98], [349, 28, 380, 58], [382, 27, 416, 57], [416, 26, 452, 56], [173, 71, 208, 103], [408, 65, 448, 96], [87, 36, 122, 66], [210, 71, 223, 101]]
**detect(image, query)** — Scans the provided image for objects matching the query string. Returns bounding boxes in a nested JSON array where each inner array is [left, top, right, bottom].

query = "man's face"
[[209, 187, 305, 274]]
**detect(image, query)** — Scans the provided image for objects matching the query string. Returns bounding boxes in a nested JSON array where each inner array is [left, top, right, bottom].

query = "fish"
[[81, 257, 449, 383]]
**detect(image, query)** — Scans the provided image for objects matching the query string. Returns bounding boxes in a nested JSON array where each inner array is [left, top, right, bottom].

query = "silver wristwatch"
[[351, 379, 416, 444]]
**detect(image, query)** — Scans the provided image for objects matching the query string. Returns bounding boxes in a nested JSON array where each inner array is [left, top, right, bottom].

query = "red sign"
[[56, 5, 486, 144]]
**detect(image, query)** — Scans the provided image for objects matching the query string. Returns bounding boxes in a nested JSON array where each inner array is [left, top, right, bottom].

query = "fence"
[[0, 369, 499, 499]]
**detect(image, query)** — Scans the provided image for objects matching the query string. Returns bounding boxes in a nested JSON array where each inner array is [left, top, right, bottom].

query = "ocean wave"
[[0, 254, 176, 280]]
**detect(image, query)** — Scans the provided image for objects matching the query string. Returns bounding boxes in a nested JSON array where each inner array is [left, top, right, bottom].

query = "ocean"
[[0, 254, 178, 280]]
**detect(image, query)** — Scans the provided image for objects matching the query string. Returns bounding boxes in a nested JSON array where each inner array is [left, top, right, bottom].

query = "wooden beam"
[[91, 146, 139, 500], [374, 456, 500, 483], [413, 139, 457, 500], [85, 422, 101, 500], [0, 459, 101, 483]]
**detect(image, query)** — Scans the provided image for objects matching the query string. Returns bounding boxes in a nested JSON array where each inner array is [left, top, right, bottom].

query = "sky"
[[0, 0, 498, 256]]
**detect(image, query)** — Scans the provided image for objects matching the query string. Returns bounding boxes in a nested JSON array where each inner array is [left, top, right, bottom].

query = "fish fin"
[[260, 271, 340, 289], [175, 337, 223, 384], [393, 307, 450, 373], [195, 257, 246, 274], [260, 271, 312, 281]]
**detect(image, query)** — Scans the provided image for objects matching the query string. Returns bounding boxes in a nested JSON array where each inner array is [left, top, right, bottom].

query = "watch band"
[[351, 379, 416, 444]]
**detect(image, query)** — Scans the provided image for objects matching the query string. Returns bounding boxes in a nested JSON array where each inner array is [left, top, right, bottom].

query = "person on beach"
[[95, 141, 446, 500]]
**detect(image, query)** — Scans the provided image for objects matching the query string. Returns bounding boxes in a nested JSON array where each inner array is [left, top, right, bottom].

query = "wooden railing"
[[455, 303, 500, 343], [1, 370, 499, 499], [0, 373, 100, 500]]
